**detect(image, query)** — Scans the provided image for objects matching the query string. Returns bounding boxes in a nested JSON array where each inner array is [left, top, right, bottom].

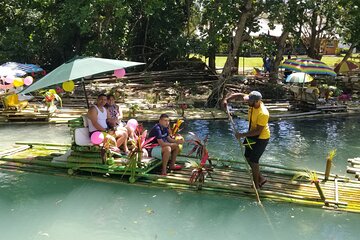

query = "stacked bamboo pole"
[[347, 158, 360, 181]]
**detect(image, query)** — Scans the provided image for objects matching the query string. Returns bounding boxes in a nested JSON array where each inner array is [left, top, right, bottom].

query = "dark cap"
[[159, 113, 169, 119], [244, 91, 262, 101]]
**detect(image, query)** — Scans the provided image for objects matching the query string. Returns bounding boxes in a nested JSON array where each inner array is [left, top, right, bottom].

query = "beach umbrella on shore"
[[334, 61, 358, 73], [286, 72, 313, 83], [21, 56, 145, 108], [1, 62, 44, 75], [0, 66, 26, 77], [280, 58, 336, 77]]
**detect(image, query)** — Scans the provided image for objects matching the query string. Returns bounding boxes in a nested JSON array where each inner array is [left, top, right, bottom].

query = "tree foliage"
[[0, 0, 358, 73]]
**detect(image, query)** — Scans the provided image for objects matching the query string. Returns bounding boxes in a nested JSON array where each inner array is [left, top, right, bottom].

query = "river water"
[[1, 116, 360, 240]]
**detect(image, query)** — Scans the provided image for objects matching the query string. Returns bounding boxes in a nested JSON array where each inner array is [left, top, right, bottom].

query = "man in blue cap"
[[222, 91, 270, 189]]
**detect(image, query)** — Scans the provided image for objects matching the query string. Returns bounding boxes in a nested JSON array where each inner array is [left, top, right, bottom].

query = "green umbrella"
[[21, 56, 144, 107]]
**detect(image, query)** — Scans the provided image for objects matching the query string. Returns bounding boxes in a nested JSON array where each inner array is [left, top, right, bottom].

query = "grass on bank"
[[192, 55, 359, 70]]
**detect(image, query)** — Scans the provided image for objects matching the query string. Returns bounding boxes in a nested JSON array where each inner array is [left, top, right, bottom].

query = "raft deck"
[[1, 143, 360, 214]]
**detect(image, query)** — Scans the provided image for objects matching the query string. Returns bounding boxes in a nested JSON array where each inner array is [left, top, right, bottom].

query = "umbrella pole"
[[82, 78, 90, 109]]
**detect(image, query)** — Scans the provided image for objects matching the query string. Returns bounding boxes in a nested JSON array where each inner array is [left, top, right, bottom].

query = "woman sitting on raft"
[[105, 94, 129, 154]]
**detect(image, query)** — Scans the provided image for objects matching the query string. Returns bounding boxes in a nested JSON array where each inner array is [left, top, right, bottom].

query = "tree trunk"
[[340, 44, 356, 63], [206, 0, 252, 108], [307, 12, 321, 59], [208, 48, 216, 72], [269, 30, 290, 82], [207, 21, 216, 71], [334, 44, 356, 73], [221, 0, 252, 77]]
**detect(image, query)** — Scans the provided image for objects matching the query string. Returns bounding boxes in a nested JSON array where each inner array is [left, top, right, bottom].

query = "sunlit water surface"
[[1, 116, 360, 240]]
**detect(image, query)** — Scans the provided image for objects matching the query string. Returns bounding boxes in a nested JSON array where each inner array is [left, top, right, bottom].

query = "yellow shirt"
[[248, 102, 270, 139]]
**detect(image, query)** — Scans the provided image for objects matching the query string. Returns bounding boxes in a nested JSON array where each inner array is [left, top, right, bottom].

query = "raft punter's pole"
[[226, 105, 262, 205]]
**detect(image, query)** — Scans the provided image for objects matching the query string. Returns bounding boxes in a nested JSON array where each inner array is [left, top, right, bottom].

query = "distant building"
[[319, 38, 339, 55]]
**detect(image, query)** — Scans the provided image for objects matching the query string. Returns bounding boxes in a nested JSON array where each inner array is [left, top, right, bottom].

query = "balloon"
[[126, 119, 138, 131], [13, 78, 24, 87], [62, 80, 75, 92], [5, 75, 15, 84], [114, 68, 126, 78], [23, 76, 33, 86], [90, 131, 105, 145], [55, 86, 64, 94], [175, 135, 184, 153], [48, 89, 57, 95]]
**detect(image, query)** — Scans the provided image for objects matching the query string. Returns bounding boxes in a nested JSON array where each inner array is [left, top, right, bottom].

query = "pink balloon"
[[23, 76, 33, 86], [114, 68, 126, 78], [5, 75, 15, 84], [126, 119, 138, 131], [90, 131, 105, 145]]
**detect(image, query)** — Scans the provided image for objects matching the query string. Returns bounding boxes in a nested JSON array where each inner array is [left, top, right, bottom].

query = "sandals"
[[259, 179, 267, 188], [169, 164, 183, 171]]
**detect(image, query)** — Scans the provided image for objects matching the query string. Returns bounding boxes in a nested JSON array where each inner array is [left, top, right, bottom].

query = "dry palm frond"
[[327, 149, 337, 162], [292, 170, 319, 183]]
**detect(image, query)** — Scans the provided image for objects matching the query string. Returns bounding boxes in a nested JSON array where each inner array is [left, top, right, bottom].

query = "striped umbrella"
[[280, 58, 336, 77], [334, 61, 358, 73], [0, 62, 44, 74]]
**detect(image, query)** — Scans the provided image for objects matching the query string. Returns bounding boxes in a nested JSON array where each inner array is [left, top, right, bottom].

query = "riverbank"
[[1, 67, 359, 124]]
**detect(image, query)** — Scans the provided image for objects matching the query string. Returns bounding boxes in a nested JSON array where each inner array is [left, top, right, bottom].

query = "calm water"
[[1, 116, 360, 240]]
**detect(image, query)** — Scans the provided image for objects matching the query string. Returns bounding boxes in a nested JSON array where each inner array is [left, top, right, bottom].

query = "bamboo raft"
[[347, 157, 360, 181], [1, 142, 360, 214]]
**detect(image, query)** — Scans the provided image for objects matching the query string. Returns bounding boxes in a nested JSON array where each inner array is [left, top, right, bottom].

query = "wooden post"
[[325, 157, 332, 181], [314, 181, 326, 202]]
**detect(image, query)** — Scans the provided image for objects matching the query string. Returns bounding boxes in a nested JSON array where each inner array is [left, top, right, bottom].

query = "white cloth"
[[88, 105, 108, 132], [74, 127, 93, 146]]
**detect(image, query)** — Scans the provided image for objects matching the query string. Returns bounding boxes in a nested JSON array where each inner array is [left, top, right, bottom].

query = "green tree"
[[265, 0, 304, 81], [337, 0, 360, 64], [298, 0, 341, 59]]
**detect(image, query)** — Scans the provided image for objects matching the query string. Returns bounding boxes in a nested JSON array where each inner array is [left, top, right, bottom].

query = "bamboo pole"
[[225, 105, 262, 204], [0, 145, 30, 157], [179, 154, 344, 180]]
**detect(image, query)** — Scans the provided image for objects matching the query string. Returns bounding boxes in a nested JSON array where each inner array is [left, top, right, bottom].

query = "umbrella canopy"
[[21, 57, 144, 94], [0, 66, 26, 77], [286, 72, 313, 83], [280, 58, 336, 77], [1, 62, 43, 74], [334, 61, 358, 73]]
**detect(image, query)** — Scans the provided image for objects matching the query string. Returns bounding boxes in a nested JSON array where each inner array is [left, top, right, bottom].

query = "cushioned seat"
[[74, 127, 93, 146]]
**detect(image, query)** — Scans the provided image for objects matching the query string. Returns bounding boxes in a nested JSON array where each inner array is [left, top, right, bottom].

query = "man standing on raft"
[[223, 91, 270, 189]]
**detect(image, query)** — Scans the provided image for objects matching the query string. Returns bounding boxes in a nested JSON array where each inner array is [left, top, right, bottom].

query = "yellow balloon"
[[175, 135, 184, 154], [62, 80, 75, 92], [48, 89, 57, 95], [13, 78, 24, 88]]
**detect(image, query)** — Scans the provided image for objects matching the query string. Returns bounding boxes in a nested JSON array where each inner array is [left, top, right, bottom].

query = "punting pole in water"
[[225, 105, 262, 205], [225, 105, 279, 238]]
